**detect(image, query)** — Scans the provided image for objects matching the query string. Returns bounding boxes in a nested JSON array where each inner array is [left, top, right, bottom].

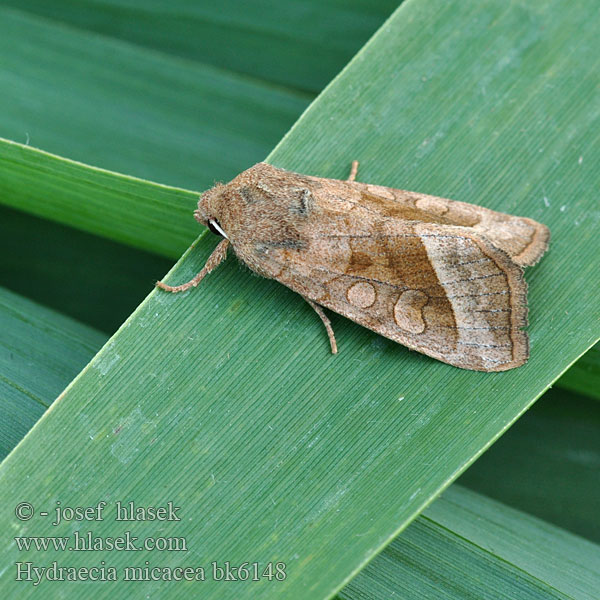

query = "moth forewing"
[[301, 174, 550, 268], [254, 215, 530, 371], [157, 162, 549, 371]]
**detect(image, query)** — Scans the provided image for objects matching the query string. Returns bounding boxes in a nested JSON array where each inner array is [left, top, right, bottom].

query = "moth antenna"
[[347, 160, 359, 183], [303, 297, 338, 354], [156, 238, 230, 293]]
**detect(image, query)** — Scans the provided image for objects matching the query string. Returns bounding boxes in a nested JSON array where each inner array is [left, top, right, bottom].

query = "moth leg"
[[156, 238, 230, 293], [302, 296, 338, 354], [347, 160, 359, 183]]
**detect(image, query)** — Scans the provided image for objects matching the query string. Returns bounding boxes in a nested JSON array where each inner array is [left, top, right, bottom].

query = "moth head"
[[194, 165, 271, 243], [194, 184, 230, 240]]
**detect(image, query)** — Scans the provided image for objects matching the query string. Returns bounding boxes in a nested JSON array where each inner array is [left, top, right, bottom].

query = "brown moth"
[[157, 162, 549, 371]]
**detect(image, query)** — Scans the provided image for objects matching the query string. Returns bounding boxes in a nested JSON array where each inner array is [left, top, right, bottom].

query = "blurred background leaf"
[[0, 5, 307, 190], [0, 287, 106, 459], [458, 387, 600, 543], [1, 0, 401, 94], [555, 343, 599, 401], [339, 485, 599, 600]]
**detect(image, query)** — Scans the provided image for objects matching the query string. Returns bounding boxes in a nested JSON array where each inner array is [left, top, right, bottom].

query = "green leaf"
[[1, 1, 599, 598], [3, 282, 595, 548], [2, 286, 597, 599], [4, 0, 400, 93], [0, 287, 106, 460]]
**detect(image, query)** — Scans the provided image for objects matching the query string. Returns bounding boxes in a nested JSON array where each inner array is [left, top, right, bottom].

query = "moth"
[[157, 162, 549, 371]]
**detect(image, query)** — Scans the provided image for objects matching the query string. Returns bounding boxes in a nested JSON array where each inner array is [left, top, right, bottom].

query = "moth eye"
[[207, 219, 228, 239]]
